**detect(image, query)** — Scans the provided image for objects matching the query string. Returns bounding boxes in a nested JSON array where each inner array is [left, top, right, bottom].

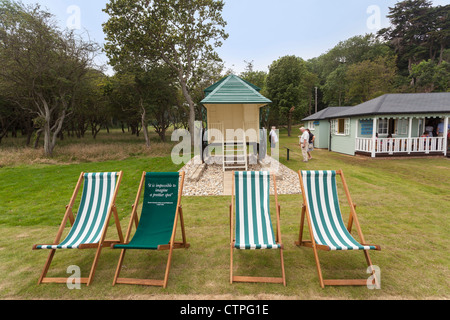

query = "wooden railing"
[[356, 137, 446, 155]]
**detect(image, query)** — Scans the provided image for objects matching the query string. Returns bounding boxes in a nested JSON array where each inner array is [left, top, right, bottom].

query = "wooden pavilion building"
[[200, 75, 272, 171]]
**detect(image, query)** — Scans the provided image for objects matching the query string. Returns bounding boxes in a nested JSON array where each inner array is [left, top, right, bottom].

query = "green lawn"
[[0, 129, 449, 300]]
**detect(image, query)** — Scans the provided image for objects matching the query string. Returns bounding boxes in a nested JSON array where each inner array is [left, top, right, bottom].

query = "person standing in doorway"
[[437, 119, 449, 137], [425, 124, 434, 137], [299, 127, 310, 162]]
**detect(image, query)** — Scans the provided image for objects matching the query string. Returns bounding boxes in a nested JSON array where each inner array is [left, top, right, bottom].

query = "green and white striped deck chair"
[[33, 172, 124, 286], [296, 170, 381, 288], [230, 171, 286, 286], [111, 172, 189, 288]]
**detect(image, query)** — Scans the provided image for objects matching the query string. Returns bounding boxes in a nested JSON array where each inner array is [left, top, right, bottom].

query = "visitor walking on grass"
[[299, 127, 310, 162]]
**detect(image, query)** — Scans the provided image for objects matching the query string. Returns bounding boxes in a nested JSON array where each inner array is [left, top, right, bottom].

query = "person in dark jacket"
[[306, 129, 315, 160]]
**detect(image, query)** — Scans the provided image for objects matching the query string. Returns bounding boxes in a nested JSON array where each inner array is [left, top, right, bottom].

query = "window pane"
[[378, 119, 388, 134], [338, 119, 345, 134], [344, 119, 350, 135]]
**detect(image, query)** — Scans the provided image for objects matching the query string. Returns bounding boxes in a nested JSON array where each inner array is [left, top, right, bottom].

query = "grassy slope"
[[0, 129, 449, 300]]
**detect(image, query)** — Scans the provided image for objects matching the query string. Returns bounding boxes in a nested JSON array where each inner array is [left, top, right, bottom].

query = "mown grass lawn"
[[0, 129, 449, 300]]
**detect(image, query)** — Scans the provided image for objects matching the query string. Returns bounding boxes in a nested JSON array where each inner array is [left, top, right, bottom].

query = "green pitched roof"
[[201, 75, 272, 105]]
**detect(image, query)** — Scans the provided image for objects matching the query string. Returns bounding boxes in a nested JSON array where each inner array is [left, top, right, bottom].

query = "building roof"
[[201, 74, 272, 105], [204, 75, 261, 95], [303, 107, 352, 121], [303, 93, 450, 121]]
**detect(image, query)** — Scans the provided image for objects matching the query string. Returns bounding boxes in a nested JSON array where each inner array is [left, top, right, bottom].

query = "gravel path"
[[179, 156, 301, 197]]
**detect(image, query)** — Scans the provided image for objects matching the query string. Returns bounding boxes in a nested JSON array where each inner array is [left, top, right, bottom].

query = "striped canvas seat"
[[301, 170, 377, 251], [36, 172, 118, 250], [234, 171, 281, 250]]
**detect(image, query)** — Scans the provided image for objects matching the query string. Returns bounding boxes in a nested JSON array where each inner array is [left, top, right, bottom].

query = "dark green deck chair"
[[112, 171, 189, 288]]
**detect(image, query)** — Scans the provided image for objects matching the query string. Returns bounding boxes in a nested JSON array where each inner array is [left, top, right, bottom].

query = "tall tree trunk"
[[179, 75, 196, 146], [34, 129, 42, 149], [40, 96, 67, 157], [42, 99, 52, 156], [140, 98, 150, 148]]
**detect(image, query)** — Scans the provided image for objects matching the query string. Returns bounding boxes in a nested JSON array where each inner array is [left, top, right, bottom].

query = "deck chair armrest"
[[32, 243, 59, 250], [363, 244, 381, 251], [32, 244, 47, 250]]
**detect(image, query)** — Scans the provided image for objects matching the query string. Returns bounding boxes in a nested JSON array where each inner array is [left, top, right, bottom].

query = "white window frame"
[[332, 118, 351, 136], [378, 119, 389, 135], [344, 118, 350, 135], [308, 121, 316, 131]]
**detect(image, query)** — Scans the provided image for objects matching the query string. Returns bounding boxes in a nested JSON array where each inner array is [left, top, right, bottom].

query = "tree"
[[83, 70, 112, 139], [411, 60, 450, 92], [0, 1, 99, 156], [105, 63, 181, 145], [145, 64, 179, 142], [427, 5, 450, 65], [311, 34, 392, 81], [106, 72, 145, 140], [378, 0, 435, 76], [309, 34, 393, 110], [240, 60, 268, 93], [322, 65, 348, 107], [266, 56, 316, 135], [239, 60, 270, 129], [345, 56, 398, 104], [103, 0, 228, 144], [0, 92, 19, 144], [183, 59, 225, 129]]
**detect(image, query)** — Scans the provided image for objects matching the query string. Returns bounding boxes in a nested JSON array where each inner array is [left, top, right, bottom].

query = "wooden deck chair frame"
[[32, 171, 124, 286], [112, 171, 189, 288], [230, 171, 286, 286], [295, 170, 381, 288]]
